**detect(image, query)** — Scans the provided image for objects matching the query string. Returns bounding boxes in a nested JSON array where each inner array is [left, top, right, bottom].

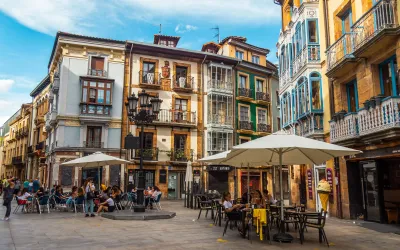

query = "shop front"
[[207, 165, 232, 194]]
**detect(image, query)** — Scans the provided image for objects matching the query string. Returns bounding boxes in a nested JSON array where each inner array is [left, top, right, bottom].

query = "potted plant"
[[374, 94, 385, 106], [369, 97, 376, 109], [363, 100, 370, 110]]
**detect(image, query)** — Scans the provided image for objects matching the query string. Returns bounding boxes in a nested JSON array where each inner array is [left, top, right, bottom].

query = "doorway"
[[361, 162, 381, 222], [168, 172, 185, 199], [82, 167, 102, 190], [299, 165, 307, 206], [314, 164, 326, 212], [273, 166, 290, 205]]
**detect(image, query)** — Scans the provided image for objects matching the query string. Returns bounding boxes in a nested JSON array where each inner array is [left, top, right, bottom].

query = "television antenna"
[[211, 26, 220, 43]]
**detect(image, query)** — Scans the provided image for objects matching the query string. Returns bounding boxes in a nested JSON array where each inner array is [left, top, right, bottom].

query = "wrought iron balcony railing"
[[257, 123, 272, 133], [154, 109, 197, 125], [139, 70, 161, 86], [84, 141, 103, 148], [88, 69, 108, 77], [327, 32, 354, 71], [256, 92, 271, 102], [12, 156, 23, 165], [239, 120, 253, 131], [173, 75, 195, 91], [133, 147, 159, 161], [170, 148, 193, 162], [352, 0, 398, 51], [238, 88, 252, 99]]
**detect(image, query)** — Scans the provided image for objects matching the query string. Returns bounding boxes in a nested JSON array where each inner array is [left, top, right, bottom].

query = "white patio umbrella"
[[219, 132, 362, 242], [61, 151, 131, 167]]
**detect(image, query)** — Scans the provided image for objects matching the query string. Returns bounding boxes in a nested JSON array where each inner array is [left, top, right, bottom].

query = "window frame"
[[310, 72, 323, 111], [346, 79, 359, 112], [256, 107, 268, 125], [252, 55, 260, 64], [341, 8, 353, 35], [236, 50, 244, 60], [86, 126, 102, 145], [307, 19, 319, 44], [379, 55, 398, 96], [238, 104, 250, 122], [80, 79, 113, 115]]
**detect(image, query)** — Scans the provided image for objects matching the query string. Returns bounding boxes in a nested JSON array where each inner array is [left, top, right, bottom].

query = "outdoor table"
[[384, 200, 400, 223], [285, 211, 322, 244]]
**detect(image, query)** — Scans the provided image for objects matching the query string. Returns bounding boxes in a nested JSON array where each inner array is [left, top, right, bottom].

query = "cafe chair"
[[303, 209, 329, 247], [197, 196, 213, 220], [223, 211, 242, 236]]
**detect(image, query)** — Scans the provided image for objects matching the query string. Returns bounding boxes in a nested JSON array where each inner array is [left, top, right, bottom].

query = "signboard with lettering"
[[208, 165, 232, 172], [307, 169, 313, 200]]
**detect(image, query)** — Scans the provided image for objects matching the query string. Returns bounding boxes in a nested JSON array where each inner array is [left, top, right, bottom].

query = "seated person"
[[263, 189, 276, 205], [35, 187, 45, 198], [66, 186, 78, 206], [17, 188, 32, 204], [251, 190, 265, 208], [54, 185, 67, 204], [76, 187, 85, 204], [145, 186, 161, 209], [97, 196, 115, 214], [241, 190, 252, 205], [222, 192, 243, 212]]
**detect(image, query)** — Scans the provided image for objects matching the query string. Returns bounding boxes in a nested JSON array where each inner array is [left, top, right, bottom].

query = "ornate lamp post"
[[126, 89, 162, 212]]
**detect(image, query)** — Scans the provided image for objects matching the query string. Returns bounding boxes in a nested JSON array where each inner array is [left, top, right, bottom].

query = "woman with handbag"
[[84, 178, 96, 217], [2, 178, 16, 221]]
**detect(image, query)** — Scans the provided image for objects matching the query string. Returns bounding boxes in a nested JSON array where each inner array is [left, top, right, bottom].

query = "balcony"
[[238, 120, 253, 133], [49, 92, 54, 101], [49, 109, 57, 126], [84, 141, 103, 148], [12, 156, 23, 165], [207, 114, 233, 127], [326, 33, 356, 77], [88, 68, 107, 77], [292, 45, 321, 76], [45, 113, 51, 132], [255, 92, 270, 104], [35, 141, 45, 151], [133, 148, 159, 161], [330, 96, 400, 145], [173, 75, 195, 92], [326, 0, 398, 77], [139, 70, 161, 88], [237, 88, 253, 101], [52, 74, 60, 93], [153, 109, 197, 127], [170, 148, 193, 162], [279, 68, 291, 91], [207, 80, 233, 93], [34, 116, 45, 126], [257, 123, 272, 134]]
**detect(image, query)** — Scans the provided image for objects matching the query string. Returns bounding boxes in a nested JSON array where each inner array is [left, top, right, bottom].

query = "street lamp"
[[126, 89, 163, 212]]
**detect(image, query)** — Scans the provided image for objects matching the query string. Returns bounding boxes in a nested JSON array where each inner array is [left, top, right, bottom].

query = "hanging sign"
[[207, 165, 232, 172], [307, 169, 313, 200]]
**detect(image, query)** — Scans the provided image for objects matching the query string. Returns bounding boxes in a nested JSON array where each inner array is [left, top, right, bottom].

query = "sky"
[[0, 0, 282, 126]]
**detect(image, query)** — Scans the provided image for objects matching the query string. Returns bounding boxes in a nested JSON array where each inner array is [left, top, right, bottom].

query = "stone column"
[[53, 161, 59, 186]]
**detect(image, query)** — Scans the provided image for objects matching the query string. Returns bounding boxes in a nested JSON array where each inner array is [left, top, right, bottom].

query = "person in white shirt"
[[17, 188, 32, 200], [263, 189, 277, 205], [146, 186, 161, 209], [222, 192, 243, 212], [97, 196, 115, 215]]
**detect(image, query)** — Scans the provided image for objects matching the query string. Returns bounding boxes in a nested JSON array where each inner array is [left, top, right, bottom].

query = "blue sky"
[[0, 0, 281, 125]]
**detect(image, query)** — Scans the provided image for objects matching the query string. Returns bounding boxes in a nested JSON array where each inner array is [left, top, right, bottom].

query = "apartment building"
[[327, 0, 399, 223], [45, 32, 126, 190]]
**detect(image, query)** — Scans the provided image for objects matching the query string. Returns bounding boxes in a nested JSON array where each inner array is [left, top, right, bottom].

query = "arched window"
[[310, 72, 322, 110], [297, 76, 309, 116]]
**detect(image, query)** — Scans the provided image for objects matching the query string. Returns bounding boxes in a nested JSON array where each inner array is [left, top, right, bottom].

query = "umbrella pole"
[[273, 149, 294, 243], [247, 163, 250, 205]]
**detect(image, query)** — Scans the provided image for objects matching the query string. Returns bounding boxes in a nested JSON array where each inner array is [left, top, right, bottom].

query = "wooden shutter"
[[91, 57, 104, 70]]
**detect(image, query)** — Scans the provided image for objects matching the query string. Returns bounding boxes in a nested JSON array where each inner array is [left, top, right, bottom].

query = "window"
[[341, 9, 352, 34], [81, 80, 112, 115], [174, 134, 187, 160], [277, 117, 281, 130], [276, 91, 280, 106], [252, 55, 260, 64], [208, 132, 232, 152], [239, 106, 249, 121], [139, 132, 153, 149], [256, 79, 264, 92], [160, 39, 167, 46], [295, 23, 302, 55], [86, 126, 102, 148], [258, 109, 267, 124], [310, 73, 322, 110], [308, 20, 318, 43], [297, 77, 309, 115], [174, 98, 188, 121], [380, 56, 398, 96], [142, 62, 156, 84], [346, 80, 358, 112], [236, 51, 244, 60], [167, 40, 175, 47], [175, 66, 188, 88], [90, 57, 105, 76], [239, 75, 247, 89]]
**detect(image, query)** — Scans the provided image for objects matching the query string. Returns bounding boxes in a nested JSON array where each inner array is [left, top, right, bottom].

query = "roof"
[[238, 60, 275, 75], [48, 31, 125, 69], [220, 36, 247, 45], [126, 40, 240, 65], [201, 41, 221, 52], [30, 75, 51, 97], [1, 109, 21, 133], [153, 34, 180, 44], [266, 60, 278, 70]]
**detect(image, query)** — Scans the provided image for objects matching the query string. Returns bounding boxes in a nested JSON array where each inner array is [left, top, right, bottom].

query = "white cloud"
[[0, 79, 14, 92], [0, 93, 32, 127], [0, 0, 280, 36], [175, 24, 198, 34]]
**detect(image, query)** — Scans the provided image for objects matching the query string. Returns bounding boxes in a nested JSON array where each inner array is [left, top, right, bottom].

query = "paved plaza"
[[0, 201, 399, 250]]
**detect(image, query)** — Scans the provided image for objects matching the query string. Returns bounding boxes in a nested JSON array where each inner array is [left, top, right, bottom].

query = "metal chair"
[[74, 196, 85, 213], [13, 197, 27, 214], [38, 195, 50, 214], [197, 195, 213, 220], [150, 193, 162, 210], [303, 209, 329, 247]]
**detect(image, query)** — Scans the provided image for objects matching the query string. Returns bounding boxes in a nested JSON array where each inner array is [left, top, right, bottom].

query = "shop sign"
[[208, 165, 232, 172], [345, 145, 400, 160], [307, 169, 313, 200]]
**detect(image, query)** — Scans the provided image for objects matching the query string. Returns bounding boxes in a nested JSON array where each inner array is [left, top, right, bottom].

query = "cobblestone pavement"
[[0, 200, 399, 250]]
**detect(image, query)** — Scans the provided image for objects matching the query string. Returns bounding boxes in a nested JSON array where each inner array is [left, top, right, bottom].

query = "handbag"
[[86, 186, 95, 200]]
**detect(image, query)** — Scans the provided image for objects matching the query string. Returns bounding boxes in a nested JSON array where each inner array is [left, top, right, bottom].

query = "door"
[[299, 165, 307, 206], [175, 99, 188, 122], [82, 167, 102, 190], [362, 162, 381, 222], [174, 134, 187, 161], [168, 172, 178, 199], [314, 165, 327, 212]]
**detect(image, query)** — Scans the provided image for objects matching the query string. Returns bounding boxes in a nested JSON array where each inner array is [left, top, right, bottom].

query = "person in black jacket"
[[2, 178, 16, 221]]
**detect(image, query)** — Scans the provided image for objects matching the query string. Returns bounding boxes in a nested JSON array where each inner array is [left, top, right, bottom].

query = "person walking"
[[2, 178, 16, 221], [84, 178, 96, 217]]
